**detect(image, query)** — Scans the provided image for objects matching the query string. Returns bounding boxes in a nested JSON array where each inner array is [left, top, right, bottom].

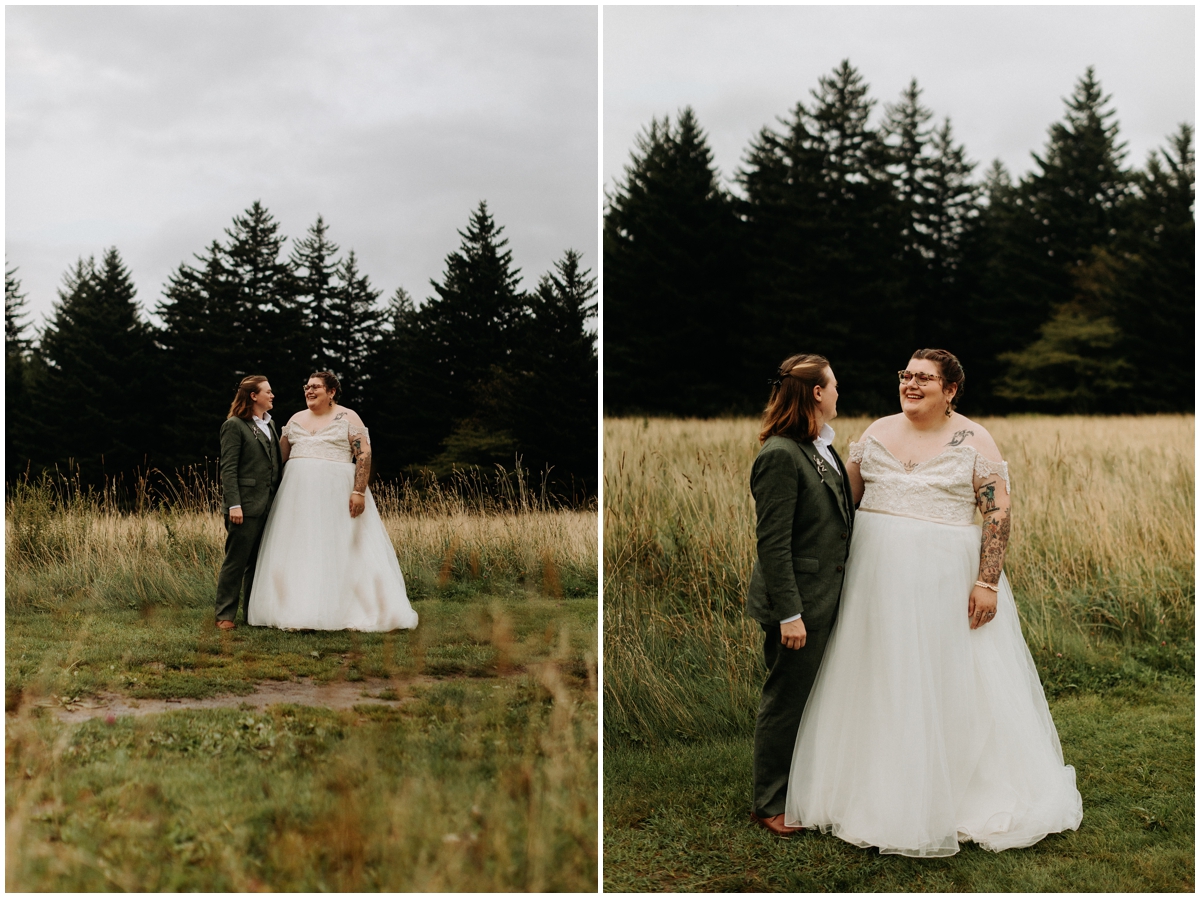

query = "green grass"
[[602, 416, 1194, 889], [6, 481, 598, 890], [604, 677, 1193, 892], [7, 596, 597, 710]]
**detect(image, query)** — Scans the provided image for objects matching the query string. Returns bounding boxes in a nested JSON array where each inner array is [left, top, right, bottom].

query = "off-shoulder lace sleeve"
[[348, 423, 371, 446], [973, 454, 1011, 493], [848, 440, 865, 465]]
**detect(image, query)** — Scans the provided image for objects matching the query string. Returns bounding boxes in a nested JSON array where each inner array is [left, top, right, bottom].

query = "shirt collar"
[[814, 423, 836, 447], [253, 412, 272, 424]]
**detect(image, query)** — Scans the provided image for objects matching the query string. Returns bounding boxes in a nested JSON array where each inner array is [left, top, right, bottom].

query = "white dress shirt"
[[229, 413, 272, 513], [781, 424, 839, 624]]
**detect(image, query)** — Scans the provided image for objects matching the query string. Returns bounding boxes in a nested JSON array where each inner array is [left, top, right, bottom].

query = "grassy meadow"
[[6, 472, 598, 891], [604, 415, 1194, 891]]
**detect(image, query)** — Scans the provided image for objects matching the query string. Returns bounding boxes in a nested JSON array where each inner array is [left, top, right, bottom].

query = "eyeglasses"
[[303, 384, 326, 393], [898, 370, 944, 386]]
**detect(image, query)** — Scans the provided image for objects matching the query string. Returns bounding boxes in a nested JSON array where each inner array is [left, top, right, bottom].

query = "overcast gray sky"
[[605, 5, 1194, 197], [7, 5, 598, 328]]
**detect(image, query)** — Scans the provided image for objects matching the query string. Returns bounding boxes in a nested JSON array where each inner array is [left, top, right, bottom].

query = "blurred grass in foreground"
[[6, 467, 598, 890]]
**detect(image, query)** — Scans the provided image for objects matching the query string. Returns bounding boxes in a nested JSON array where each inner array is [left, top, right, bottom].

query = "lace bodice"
[[848, 435, 1010, 526], [285, 417, 368, 464]]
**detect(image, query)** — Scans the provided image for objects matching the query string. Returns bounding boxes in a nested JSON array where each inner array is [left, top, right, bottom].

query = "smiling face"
[[303, 377, 330, 411], [899, 358, 955, 418]]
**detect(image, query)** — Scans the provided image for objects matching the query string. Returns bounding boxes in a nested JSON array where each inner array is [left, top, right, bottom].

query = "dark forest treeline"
[[605, 63, 1194, 417], [6, 202, 597, 500]]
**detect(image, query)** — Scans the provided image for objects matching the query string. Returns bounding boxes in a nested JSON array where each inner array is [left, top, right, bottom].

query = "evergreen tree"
[[418, 202, 527, 469], [6, 264, 32, 355], [740, 61, 906, 413], [992, 69, 1136, 408], [471, 250, 598, 496], [1113, 123, 1195, 411], [221, 201, 304, 414], [290, 214, 342, 374], [994, 248, 1132, 412], [326, 250, 384, 408], [883, 80, 939, 291], [37, 249, 159, 481], [6, 264, 35, 480], [157, 202, 299, 465], [157, 241, 240, 466], [955, 160, 1041, 411], [1026, 68, 1130, 274], [361, 286, 443, 479], [883, 82, 982, 367], [604, 106, 744, 415]]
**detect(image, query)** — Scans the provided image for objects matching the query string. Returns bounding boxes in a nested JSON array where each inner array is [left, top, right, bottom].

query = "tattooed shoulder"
[[333, 411, 347, 421], [947, 429, 974, 447]]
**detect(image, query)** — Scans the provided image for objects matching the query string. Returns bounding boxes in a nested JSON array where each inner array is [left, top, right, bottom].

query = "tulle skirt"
[[247, 457, 418, 631], [784, 510, 1081, 857]]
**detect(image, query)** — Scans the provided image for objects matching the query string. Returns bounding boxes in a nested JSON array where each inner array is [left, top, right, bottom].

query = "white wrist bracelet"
[[974, 580, 999, 592]]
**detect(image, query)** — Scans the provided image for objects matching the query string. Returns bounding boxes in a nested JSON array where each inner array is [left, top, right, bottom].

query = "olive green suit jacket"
[[219, 415, 283, 517], [746, 434, 855, 631]]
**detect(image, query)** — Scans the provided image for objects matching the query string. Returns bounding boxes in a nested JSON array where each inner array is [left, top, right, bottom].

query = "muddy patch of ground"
[[32, 675, 504, 723]]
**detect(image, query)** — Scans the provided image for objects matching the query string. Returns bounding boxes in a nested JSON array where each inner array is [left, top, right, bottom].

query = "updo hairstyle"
[[227, 375, 269, 420], [759, 353, 831, 444], [909, 348, 965, 413]]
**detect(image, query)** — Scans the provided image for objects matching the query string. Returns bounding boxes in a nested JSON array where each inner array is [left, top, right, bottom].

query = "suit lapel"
[[798, 439, 851, 528], [244, 418, 272, 459]]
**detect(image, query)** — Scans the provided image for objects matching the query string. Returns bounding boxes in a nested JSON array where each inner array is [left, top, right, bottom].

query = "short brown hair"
[[759, 354, 831, 444], [227, 375, 269, 420], [909, 348, 965, 412]]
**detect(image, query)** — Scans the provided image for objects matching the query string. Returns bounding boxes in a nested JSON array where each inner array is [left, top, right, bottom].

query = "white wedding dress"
[[247, 418, 418, 632], [783, 435, 1081, 856]]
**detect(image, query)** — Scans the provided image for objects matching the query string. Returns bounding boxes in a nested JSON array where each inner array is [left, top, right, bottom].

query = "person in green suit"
[[747, 353, 854, 835], [215, 375, 284, 629]]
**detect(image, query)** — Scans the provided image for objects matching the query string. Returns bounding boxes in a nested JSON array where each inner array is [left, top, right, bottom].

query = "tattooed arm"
[[969, 448, 1008, 629], [343, 409, 371, 518]]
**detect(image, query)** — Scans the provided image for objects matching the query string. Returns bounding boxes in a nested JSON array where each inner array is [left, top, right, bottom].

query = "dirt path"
[[35, 675, 475, 723]]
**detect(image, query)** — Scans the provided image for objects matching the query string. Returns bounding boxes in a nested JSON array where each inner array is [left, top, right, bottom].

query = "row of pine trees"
[[6, 202, 597, 499], [605, 63, 1194, 417]]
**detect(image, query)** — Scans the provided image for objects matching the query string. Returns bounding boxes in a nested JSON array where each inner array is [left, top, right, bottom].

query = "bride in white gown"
[[784, 350, 1081, 857], [248, 372, 418, 632]]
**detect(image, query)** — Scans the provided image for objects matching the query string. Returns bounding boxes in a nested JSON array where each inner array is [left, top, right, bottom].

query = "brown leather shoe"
[[750, 811, 804, 836], [216, 620, 236, 630]]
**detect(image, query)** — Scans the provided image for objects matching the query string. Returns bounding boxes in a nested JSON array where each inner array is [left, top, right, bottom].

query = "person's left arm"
[[342, 409, 371, 518], [967, 426, 1010, 629]]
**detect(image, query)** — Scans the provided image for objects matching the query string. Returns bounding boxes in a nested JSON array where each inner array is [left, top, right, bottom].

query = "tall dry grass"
[[603, 415, 1194, 746], [5, 468, 598, 613]]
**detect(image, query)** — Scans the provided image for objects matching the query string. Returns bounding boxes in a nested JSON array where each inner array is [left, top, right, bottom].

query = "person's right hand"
[[229, 508, 244, 525], [781, 617, 807, 650]]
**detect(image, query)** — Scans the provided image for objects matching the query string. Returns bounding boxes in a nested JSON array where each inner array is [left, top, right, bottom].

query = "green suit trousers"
[[214, 509, 270, 623], [752, 619, 834, 818]]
